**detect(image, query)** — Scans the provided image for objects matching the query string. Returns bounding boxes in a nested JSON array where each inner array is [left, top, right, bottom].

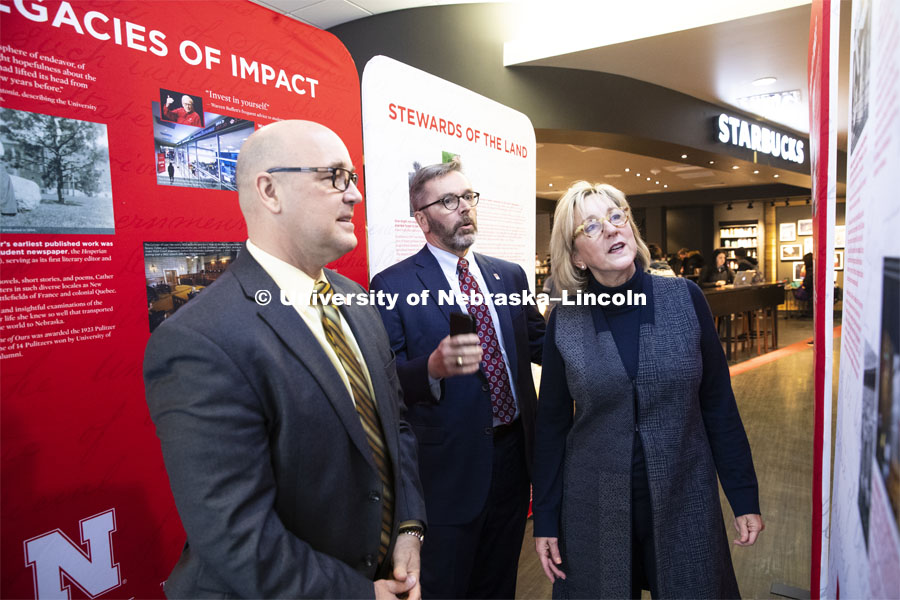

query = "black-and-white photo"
[[850, 0, 871, 151], [1, 108, 114, 234], [876, 257, 900, 531]]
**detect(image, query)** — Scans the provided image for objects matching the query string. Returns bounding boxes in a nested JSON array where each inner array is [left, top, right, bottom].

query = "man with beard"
[[370, 158, 545, 599]]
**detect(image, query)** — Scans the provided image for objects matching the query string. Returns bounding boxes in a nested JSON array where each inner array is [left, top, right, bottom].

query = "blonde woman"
[[532, 182, 763, 598]]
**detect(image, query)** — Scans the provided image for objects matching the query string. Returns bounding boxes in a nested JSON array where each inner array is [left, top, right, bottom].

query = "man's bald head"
[[237, 120, 338, 205], [235, 120, 362, 275]]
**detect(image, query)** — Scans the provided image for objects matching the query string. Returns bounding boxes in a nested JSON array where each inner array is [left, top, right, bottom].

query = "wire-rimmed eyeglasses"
[[265, 166, 358, 192], [417, 192, 480, 212], [573, 207, 630, 240]]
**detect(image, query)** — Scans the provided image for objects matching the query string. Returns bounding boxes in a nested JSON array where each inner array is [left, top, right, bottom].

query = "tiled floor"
[[515, 315, 835, 599]]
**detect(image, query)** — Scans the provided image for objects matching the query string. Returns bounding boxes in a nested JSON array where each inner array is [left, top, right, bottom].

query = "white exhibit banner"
[[828, 0, 900, 598], [361, 55, 536, 286]]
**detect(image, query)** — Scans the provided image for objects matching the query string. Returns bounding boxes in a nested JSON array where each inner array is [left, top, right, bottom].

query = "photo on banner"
[[152, 101, 255, 191], [1, 107, 114, 234], [144, 242, 243, 332]]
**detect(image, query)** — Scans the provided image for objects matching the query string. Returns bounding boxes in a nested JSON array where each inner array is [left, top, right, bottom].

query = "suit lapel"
[[229, 248, 375, 471], [414, 246, 455, 325], [474, 253, 518, 383]]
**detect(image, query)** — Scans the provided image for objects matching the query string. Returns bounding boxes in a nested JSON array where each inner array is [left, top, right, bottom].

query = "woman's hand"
[[534, 537, 566, 583], [733, 513, 765, 546]]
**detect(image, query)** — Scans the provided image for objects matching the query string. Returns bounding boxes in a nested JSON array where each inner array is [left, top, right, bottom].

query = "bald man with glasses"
[[144, 120, 426, 599], [370, 158, 545, 599]]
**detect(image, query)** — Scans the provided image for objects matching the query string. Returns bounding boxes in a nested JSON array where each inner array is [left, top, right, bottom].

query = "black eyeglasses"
[[417, 191, 480, 212], [265, 166, 358, 192]]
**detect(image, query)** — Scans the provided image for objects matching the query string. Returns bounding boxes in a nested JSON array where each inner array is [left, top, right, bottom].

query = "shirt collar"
[[245, 238, 323, 305], [426, 242, 478, 277]]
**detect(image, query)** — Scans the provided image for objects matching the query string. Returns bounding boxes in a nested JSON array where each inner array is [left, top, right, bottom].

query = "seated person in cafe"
[[733, 247, 757, 271], [700, 250, 734, 288]]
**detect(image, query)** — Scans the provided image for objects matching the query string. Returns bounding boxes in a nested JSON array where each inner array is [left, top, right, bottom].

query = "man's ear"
[[413, 210, 430, 234], [255, 172, 282, 214]]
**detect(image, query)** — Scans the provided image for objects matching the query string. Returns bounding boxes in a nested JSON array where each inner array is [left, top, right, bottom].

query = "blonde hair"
[[549, 182, 650, 292]]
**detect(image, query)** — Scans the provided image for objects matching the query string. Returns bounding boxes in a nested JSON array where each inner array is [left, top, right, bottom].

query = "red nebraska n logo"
[[23, 509, 122, 600]]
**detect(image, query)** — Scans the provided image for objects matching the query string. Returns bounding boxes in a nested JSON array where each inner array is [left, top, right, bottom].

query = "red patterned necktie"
[[457, 257, 515, 424]]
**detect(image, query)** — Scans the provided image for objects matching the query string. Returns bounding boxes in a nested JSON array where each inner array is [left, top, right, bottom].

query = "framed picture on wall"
[[834, 249, 844, 270], [835, 225, 846, 247], [804, 237, 814, 255], [798, 218, 813, 236], [780, 222, 797, 241], [781, 244, 803, 260], [793, 261, 805, 281]]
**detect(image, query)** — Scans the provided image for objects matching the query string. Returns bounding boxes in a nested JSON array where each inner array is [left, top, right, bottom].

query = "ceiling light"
[[709, 160, 715, 165], [646, 177, 651, 181], [774, 174, 780, 178], [732, 165, 739, 170], [727, 202, 733, 210], [655, 181, 659, 184], [753, 170, 759, 174], [548, 183, 553, 187], [752, 76, 778, 86], [663, 184, 668, 188], [636, 173, 640, 177], [681, 154, 687, 159], [747, 201, 754, 209]]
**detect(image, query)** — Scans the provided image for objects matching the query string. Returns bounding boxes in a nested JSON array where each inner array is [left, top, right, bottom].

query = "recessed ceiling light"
[[681, 154, 688, 159], [646, 177, 651, 181], [753, 170, 759, 174], [709, 160, 715, 165], [752, 76, 778, 86], [624, 168, 630, 172], [663, 184, 668, 188], [548, 183, 553, 187], [774, 174, 780, 178], [732, 165, 739, 170], [636, 173, 641, 177], [655, 181, 659, 184]]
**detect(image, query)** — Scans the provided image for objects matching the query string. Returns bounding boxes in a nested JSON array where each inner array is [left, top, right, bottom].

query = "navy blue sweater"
[[533, 267, 760, 538]]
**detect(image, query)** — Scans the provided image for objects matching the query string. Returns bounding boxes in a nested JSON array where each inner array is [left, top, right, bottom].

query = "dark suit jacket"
[[144, 247, 426, 599], [369, 246, 544, 525]]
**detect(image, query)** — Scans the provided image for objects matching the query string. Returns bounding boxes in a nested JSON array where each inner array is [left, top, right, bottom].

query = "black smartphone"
[[449, 312, 475, 336]]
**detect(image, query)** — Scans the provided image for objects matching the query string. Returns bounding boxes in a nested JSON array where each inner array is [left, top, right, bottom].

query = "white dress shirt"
[[245, 239, 374, 407]]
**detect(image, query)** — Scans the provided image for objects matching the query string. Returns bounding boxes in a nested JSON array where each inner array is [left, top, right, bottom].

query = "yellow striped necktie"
[[313, 279, 394, 568]]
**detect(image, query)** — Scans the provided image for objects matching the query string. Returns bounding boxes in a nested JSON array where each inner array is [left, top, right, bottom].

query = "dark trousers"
[[631, 436, 659, 599], [420, 420, 530, 599]]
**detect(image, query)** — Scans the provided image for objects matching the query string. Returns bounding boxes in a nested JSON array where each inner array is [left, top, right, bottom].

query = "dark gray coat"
[[553, 276, 739, 599], [144, 248, 426, 598]]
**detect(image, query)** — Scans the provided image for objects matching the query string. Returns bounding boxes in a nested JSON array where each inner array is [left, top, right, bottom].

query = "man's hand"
[[733, 513, 765, 546], [165, 95, 174, 106], [427, 334, 483, 379], [374, 577, 417, 600], [392, 533, 422, 600], [716, 279, 726, 287], [534, 537, 566, 583]]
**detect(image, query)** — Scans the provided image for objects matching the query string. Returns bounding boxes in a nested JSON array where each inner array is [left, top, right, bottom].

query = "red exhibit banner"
[[0, 2, 364, 598], [807, 0, 839, 597]]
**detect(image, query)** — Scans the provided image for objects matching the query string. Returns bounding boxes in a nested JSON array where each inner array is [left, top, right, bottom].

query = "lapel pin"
[[493, 273, 500, 280]]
